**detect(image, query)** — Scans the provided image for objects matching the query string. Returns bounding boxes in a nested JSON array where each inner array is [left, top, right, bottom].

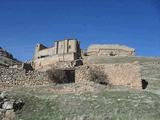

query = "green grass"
[[5, 56, 160, 120], [9, 89, 160, 120], [16, 95, 65, 120]]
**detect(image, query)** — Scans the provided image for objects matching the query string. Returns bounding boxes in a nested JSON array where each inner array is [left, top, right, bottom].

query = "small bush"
[[90, 68, 109, 85]]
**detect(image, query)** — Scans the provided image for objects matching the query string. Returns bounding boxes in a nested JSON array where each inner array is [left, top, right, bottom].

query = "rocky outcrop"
[[0, 91, 24, 120], [0, 47, 13, 59], [0, 47, 20, 66]]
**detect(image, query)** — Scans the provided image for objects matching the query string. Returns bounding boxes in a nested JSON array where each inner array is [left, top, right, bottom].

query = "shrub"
[[90, 68, 109, 85]]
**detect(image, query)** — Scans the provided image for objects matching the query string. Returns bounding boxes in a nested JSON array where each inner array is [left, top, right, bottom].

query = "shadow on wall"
[[90, 68, 109, 85], [141, 79, 148, 89], [47, 68, 75, 84]]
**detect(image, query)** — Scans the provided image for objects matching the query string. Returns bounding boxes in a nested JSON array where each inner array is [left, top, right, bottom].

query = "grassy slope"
[[6, 56, 160, 120], [11, 89, 160, 120]]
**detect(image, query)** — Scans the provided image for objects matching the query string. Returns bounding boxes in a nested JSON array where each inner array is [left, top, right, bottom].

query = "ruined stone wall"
[[55, 39, 80, 54], [34, 39, 81, 60], [0, 66, 51, 90], [86, 49, 135, 57], [37, 47, 55, 58], [87, 44, 135, 57], [33, 44, 47, 60], [33, 53, 77, 70], [98, 49, 134, 56], [75, 62, 142, 89]]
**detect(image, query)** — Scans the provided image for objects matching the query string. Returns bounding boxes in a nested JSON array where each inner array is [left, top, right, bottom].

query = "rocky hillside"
[[0, 47, 21, 66]]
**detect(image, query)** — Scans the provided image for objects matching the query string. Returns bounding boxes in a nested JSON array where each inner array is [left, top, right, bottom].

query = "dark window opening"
[[38, 55, 49, 59], [142, 79, 148, 89], [65, 70, 75, 83], [47, 69, 75, 84]]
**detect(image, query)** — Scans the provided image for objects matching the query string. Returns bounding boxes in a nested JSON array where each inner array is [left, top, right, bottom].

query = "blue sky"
[[0, 0, 160, 61]]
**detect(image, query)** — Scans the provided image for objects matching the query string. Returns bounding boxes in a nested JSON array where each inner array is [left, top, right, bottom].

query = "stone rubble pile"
[[0, 66, 51, 89], [0, 67, 26, 81], [0, 66, 49, 81], [0, 91, 24, 120]]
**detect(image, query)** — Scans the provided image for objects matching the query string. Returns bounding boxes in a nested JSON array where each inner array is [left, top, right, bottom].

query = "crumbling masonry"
[[0, 38, 142, 89], [33, 39, 81, 70], [31, 39, 142, 89]]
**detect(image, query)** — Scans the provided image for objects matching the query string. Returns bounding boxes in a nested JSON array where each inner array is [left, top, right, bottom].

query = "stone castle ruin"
[[31, 39, 142, 89], [0, 39, 143, 90], [33, 39, 81, 70], [33, 39, 135, 70]]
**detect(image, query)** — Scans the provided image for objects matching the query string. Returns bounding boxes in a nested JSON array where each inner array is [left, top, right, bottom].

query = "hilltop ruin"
[[32, 39, 135, 70], [0, 39, 142, 90], [31, 39, 141, 89]]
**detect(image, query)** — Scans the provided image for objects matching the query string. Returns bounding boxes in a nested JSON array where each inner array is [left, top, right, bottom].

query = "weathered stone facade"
[[33, 39, 81, 70], [32, 39, 136, 71], [86, 44, 135, 57], [75, 62, 142, 89], [0, 61, 142, 89], [0, 66, 51, 90]]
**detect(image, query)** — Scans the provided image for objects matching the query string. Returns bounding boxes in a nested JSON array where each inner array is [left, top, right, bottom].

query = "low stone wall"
[[0, 66, 51, 90], [0, 62, 142, 89], [34, 59, 83, 72], [75, 62, 142, 89]]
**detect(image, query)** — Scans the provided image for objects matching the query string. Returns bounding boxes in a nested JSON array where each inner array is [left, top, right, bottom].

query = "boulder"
[[0, 91, 7, 99], [3, 110, 16, 120], [2, 101, 14, 110]]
